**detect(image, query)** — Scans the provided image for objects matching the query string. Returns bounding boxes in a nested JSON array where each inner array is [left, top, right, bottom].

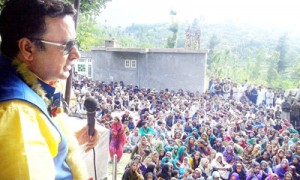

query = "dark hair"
[[171, 170, 179, 177], [0, 0, 76, 58]]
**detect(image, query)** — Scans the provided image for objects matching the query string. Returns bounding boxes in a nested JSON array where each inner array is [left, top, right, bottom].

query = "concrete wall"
[[80, 48, 208, 93]]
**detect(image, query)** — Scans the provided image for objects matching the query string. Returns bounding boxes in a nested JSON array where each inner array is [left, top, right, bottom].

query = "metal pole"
[[65, 0, 80, 105], [113, 154, 117, 180]]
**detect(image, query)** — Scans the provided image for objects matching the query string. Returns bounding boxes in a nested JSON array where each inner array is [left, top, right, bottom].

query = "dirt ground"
[[107, 152, 131, 179]]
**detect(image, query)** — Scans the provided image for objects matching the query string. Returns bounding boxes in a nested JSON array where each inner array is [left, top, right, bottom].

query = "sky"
[[99, 0, 300, 32]]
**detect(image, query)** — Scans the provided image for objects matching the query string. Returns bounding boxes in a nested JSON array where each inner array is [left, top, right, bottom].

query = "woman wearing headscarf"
[[256, 152, 272, 165], [289, 155, 300, 173], [144, 172, 155, 180], [289, 165, 300, 180], [179, 157, 191, 176], [260, 160, 273, 180], [285, 150, 294, 163], [131, 154, 147, 175], [173, 146, 188, 170], [144, 151, 160, 169], [246, 161, 263, 180], [252, 144, 262, 159], [185, 136, 196, 156], [122, 161, 144, 180], [190, 128, 200, 139], [173, 138, 183, 148], [155, 140, 164, 154], [206, 128, 216, 147], [283, 172, 293, 180], [211, 152, 232, 180], [273, 159, 290, 179], [143, 162, 157, 180], [237, 137, 247, 149], [223, 145, 237, 164], [272, 149, 285, 167], [161, 151, 173, 167], [110, 116, 127, 162], [228, 161, 247, 180], [157, 163, 172, 180], [199, 157, 212, 179], [171, 145, 179, 160], [213, 138, 225, 153], [229, 172, 240, 180], [136, 136, 152, 160], [266, 173, 279, 180], [158, 149, 166, 163], [243, 144, 254, 170], [201, 132, 210, 146]]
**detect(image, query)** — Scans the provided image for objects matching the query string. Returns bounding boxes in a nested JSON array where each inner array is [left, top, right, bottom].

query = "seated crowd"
[[71, 75, 300, 180]]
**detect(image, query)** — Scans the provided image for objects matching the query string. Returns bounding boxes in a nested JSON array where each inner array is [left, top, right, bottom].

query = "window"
[[131, 60, 136, 68], [124, 59, 137, 68], [77, 64, 86, 72], [125, 60, 130, 68], [75, 57, 93, 78], [88, 64, 92, 77]]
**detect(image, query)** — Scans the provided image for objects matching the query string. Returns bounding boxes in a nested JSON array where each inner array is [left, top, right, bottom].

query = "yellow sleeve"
[[0, 100, 60, 179], [54, 113, 89, 180]]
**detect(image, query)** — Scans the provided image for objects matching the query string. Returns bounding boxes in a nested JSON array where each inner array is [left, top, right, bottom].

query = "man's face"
[[29, 16, 80, 82]]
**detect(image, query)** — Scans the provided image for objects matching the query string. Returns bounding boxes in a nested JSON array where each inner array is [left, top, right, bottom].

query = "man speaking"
[[0, 0, 99, 179]]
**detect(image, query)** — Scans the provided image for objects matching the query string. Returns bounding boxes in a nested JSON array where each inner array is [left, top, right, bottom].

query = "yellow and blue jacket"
[[0, 55, 88, 180]]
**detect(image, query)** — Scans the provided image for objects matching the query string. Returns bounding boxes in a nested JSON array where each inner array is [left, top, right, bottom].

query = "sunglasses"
[[30, 38, 78, 55]]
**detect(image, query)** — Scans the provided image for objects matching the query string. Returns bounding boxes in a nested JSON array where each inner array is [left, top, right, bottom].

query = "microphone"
[[84, 97, 98, 137]]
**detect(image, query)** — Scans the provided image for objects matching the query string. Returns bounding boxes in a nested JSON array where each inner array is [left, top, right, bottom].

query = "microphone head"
[[84, 97, 98, 112]]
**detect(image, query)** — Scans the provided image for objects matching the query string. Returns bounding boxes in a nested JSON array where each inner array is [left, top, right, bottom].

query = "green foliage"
[[77, 15, 99, 50], [276, 33, 288, 73], [166, 22, 178, 48], [208, 48, 238, 79], [125, 23, 170, 48], [0, 0, 7, 10], [70, 0, 111, 51], [68, 0, 111, 16]]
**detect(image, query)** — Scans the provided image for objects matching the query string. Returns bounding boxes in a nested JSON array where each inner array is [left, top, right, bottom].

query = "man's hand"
[[76, 126, 101, 152]]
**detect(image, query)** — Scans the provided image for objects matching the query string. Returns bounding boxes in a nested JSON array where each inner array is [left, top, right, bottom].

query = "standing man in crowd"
[[0, 0, 99, 179], [281, 98, 291, 122], [291, 98, 300, 132]]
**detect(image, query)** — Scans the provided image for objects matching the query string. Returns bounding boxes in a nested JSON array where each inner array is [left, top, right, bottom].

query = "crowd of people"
[[71, 75, 300, 180]]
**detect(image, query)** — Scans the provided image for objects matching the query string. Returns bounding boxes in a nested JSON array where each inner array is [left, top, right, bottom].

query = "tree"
[[207, 34, 220, 67], [208, 47, 238, 79], [166, 22, 178, 48], [71, 0, 111, 50], [266, 51, 280, 87], [166, 10, 178, 48], [276, 33, 288, 73]]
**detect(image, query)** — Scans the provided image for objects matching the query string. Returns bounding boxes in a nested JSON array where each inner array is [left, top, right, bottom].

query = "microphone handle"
[[87, 112, 96, 136]]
